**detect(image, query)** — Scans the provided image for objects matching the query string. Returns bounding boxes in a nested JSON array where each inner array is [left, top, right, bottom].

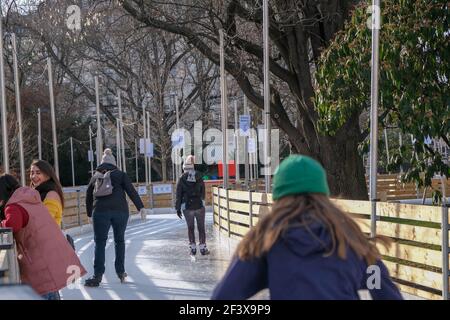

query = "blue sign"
[[239, 115, 251, 136]]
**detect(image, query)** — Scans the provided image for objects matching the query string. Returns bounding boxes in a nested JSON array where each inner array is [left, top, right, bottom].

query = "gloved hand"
[[176, 210, 182, 219], [140, 208, 147, 220]]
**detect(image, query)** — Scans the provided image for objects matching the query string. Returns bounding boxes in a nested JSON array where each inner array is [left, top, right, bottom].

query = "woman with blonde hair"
[[212, 155, 402, 300]]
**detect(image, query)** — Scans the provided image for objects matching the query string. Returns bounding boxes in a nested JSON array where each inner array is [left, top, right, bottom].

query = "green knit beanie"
[[272, 155, 330, 200]]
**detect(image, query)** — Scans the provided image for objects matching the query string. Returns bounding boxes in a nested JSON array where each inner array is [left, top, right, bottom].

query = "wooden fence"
[[366, 174, 450, 201], [213, 187, 450, 300]]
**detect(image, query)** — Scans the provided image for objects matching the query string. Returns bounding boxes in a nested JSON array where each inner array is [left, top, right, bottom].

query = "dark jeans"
[[93, 211, 129, 276], [183, 207, 206, 245]]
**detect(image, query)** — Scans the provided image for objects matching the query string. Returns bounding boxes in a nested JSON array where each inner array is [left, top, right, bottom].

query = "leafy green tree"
[[315, 0, 449, 198]]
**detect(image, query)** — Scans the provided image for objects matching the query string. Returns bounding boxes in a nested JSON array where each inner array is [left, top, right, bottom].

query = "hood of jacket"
[[279, 218, 334, 257], [7, 186, 42, 206]]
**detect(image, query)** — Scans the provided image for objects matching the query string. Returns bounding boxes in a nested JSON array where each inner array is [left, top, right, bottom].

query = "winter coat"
[[86, 163, 144, 217], [6, 187, 86, 295], [175, 170, 205, 211], [211, 220, 403, 300]]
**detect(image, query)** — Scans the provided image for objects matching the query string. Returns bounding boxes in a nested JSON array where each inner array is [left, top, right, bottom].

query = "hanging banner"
[[248, 138, 256, 153], [139, 138, 153, 156], [239, 115, 251, 137], [171, 132, 184, 148]]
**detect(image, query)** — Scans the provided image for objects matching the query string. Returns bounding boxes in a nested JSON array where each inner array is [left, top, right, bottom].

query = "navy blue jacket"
[[212, 221, 403, 300]]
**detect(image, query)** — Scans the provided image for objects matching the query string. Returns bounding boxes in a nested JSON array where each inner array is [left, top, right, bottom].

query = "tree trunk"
[[319, 136, 368, 200], [161, 155, 167, 182]]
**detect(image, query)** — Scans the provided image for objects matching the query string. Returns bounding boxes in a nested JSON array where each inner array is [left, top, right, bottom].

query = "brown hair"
[[30, 159, 65, 209], [237, 194, 390, 265]]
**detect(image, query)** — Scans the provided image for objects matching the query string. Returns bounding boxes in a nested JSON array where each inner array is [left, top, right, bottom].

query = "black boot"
[[118, 272, 128, 283], [84, 275, 102, 287]]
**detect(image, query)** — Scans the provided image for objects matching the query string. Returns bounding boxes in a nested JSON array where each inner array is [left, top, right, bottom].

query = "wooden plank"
[[229, 201, 250, 214], [219, 198, 228, 208], [377, 202, 442, 223], [379, 242, 444, 269], [230, 223, 250, 236], [395, 283, 442, 300], [219, 189, 227, 197], [384, 260, 443, 291], [251, 204, 271, 217], [228, 190, 250, 202], [332, 199, 371, 215], [220, 209, 229, 220], [251, 192, 270, 204], [229, 212, 250, 226], [376, 222, 441, 246], [353, 217, 371, 233]]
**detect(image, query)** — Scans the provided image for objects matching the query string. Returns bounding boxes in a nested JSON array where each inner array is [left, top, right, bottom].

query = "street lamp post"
[[0, 19, 9, 173], [95, 76, 102, 166], [219, 29, 228, 189], [118, 90, 126, 172], [369, 0, 381, 237], [12, 33, 25, 185], [263, 0, 271, 193], [47, 57, 59, 178], [38, 108, 42, 160]]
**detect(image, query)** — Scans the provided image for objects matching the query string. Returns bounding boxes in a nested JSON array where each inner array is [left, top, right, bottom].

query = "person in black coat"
[[175, 155, 209, 256], [84, 149, 145, 287]]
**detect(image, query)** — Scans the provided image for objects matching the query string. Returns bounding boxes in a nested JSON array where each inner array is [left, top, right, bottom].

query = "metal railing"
[[0, 228, 20, 284]]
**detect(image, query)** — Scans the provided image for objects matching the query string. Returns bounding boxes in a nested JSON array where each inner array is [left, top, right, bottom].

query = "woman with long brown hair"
[[29, 159, 64, 227], [212, 155, 402, 300]]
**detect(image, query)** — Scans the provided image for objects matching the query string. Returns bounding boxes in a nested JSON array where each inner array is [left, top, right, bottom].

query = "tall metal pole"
[[142, 104, 148, 186], [234, 99, 240, 183], [95, 76, 102, 166], [135, 138, 139, 184], [147, 111, 152, 184], [37, 108, 42, 160], [70, 137, 75, 187], [369, 0, 381, 237], [0, 19, 9, 173], [89, 125, 94, 176], [12, 34, 25, 185], [174, 94, 181, 182], [384, 128, 390, 167], [118, 90, 126, 172], [220, 29, 228, 189], [116, 119, 121, 170], [243, 95, 249, 188], [263, 0, 271, 193], [47, 58, 59, 178], [399, 132, 404, 173]]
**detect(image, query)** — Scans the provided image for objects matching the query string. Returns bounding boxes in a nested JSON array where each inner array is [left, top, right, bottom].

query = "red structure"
[[218, 160, 236, 178]]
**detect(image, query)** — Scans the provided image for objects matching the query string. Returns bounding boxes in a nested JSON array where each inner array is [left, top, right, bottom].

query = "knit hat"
[[101, 148, 116, 166], [183, 155, 195, 171], [272, 155, 330, 200]]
